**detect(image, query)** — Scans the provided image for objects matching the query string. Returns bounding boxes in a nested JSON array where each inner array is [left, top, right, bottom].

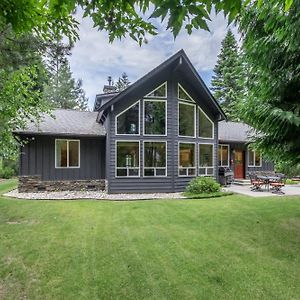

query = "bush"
[[0, 167, 15, 179], [185, 177, 220, 194]]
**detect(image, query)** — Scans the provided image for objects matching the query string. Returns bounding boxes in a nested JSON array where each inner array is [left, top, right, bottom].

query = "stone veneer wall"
[[19, 175, 106, 193]]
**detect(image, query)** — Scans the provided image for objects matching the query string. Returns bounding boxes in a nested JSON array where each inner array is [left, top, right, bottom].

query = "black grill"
[[219, 167, 234, 186]]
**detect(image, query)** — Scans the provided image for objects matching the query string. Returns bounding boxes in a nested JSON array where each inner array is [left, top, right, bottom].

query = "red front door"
[[234, 150, 244, 179]]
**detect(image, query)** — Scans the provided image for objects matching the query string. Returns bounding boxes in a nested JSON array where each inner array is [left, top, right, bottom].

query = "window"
[[144, 142, 166, 176], [55, 139, 80, 168], [218, 144, 229, 167], [199, 144, 214, 176], [248, 149, 262, 167], [199, 108, 214, 138], [178, 102, 196, 137], [179, 143, 195, 176], [145, 82, 167, 98], [178, 84, 195, 102], [144, 100, 166, 135], [116, 101, 139, 135], [116, 141, 140, 177]]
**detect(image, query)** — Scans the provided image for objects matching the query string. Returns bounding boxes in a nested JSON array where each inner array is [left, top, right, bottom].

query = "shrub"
[[0, 167, 15, 179], [185, 177, 220, 194]]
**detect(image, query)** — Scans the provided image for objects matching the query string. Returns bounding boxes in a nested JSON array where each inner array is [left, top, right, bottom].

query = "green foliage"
[[0, 1, 294, 44], [211, 29, 245, 120], [275, 161, 300, 178], [0, 167, 15, 179], [186, 177, 221, 194], [238, 0, 300, 164]]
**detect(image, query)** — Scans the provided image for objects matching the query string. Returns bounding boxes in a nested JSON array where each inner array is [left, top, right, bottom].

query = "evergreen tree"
[[44, 37, 88, 110], [211, 30, 244, 120], [44, 61, 88, 110], [114, 73, 130, 92]]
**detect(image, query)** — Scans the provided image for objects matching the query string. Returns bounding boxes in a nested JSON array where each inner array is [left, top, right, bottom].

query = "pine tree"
[[44, 37, 88, 110], [114, 73, 130, 91], [211, 30, 244, 120]]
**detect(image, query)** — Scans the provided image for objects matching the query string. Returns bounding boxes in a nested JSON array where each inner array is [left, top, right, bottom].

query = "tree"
[[44, 61, 88, 110], [211, 29, 244, 120], [114, 73, 131, 92], [237, 0, 300, 164]]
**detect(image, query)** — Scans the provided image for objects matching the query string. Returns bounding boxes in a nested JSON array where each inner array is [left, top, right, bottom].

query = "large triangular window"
[[178, 84, 195, 103], [145, 82, 167, 98], [116, 101, 140, 135], [199, 108, 214, 139]]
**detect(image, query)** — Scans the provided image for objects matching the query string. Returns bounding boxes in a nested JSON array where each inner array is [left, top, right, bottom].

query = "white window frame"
[[143, 99, 167, 136], [198, 143, 215, 176], [218, 144, 230, 167], [115, 140, 140, 177], [178, 142, 196, 177], [248, 149, 262, 167], [143, 141, 167, 177], [145, 82, 167, 99], [178, 101, 196, 138], [178, 83, 196, 103], [115, 100, 140, 136], [55, 139, 80, 169], [198, 107, 214, 139]]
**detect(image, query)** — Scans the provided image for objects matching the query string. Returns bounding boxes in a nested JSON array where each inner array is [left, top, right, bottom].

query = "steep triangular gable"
[[97, 50, 226, 122]]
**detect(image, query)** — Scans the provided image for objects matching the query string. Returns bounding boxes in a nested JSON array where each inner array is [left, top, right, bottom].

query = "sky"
[[69, 11, 238, 109]]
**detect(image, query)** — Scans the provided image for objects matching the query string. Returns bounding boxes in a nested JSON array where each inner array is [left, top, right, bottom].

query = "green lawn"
[[1, 180, 300, 299]]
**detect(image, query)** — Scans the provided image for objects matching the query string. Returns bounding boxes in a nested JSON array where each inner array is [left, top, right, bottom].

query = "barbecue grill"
[[219, 167, 234, 186]]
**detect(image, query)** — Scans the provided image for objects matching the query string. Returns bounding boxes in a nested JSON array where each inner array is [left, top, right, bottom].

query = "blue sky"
[[69, 11, 238, 109]]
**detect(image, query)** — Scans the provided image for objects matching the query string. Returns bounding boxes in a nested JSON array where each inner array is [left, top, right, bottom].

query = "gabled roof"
[[96, 49, 226, 122], [218, 121, 253, 143], [15, 109, 106, 137]]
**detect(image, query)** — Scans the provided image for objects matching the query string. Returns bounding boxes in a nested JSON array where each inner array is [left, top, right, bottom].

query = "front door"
[[234, 150, 244, 179]]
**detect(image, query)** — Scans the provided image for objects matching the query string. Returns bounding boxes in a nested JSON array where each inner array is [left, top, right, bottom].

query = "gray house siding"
[[106, 72, 219, 193], [218, 141, 274, 178], [20, 135, 106, 181]]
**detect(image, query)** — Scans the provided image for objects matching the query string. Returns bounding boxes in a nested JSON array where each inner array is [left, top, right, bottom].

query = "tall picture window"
[[178, 102, 196, 137], [144, 100, 166, 135], [144, 142, 166, 176], [248, 149, 262, 167], [218, 144, 229, 166], [116, 141, 140, 177], [199, 108, 214, 138], [116, 101, 140, 135], [179, 143, 195, 176], [55, 139, 80, 168], [199, 144, 214, 176]]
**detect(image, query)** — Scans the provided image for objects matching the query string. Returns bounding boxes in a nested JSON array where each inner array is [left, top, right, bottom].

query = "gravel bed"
[[4, 189, 186, 201]]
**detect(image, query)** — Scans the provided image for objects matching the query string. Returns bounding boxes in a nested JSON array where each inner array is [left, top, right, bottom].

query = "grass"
[[1, 180, 300, 299]]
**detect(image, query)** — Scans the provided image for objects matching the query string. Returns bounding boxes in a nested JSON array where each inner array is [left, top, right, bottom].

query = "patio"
[[224, 184, 300, 197]]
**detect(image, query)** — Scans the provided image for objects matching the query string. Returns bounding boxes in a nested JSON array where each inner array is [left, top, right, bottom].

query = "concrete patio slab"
[[224, 184, 300, 197]]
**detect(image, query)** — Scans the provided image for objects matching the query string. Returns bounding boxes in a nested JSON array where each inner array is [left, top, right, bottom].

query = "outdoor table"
[[256, 175, 280, 191]]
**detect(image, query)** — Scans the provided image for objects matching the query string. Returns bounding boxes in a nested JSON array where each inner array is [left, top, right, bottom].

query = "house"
[[15, 50, 273, 193]]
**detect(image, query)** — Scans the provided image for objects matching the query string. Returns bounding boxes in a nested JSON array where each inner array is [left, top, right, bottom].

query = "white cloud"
[[69, 11, 238, 108]]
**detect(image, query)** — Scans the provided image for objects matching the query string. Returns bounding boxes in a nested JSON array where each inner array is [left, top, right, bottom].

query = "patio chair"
[[249, 173, 264, 191], [270, 176, 286, 194]]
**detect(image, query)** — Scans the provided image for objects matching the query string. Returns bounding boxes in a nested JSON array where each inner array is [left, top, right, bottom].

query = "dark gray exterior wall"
[[19, 135, 106, 181], [106, 71, 219, 193], [218, 141, 274, 178]]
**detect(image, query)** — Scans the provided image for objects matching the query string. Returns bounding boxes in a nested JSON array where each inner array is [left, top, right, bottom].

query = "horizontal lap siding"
[[20, 136, 105, 181], [108, 73, 219, 193]]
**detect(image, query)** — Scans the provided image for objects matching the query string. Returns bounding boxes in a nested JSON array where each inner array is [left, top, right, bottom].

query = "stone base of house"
[[18, 175, 106, 193]]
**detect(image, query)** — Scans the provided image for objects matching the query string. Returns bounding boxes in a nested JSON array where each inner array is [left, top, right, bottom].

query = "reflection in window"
[[146, 83, 167, 98], [179, 102, 195, 137], [218, 144, 229, 166], [179, 143, 195, 176], [55, 140, 79, 168], [116, 141, 139, 177], [116, 101, 139, 134], [199, 109, 213, 138], [248, 149, 261, 167], [144, 142, 166, 176], [144, 100, 166, 135], [199, 144, 214, 176], [178, 84, 194, 102]]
